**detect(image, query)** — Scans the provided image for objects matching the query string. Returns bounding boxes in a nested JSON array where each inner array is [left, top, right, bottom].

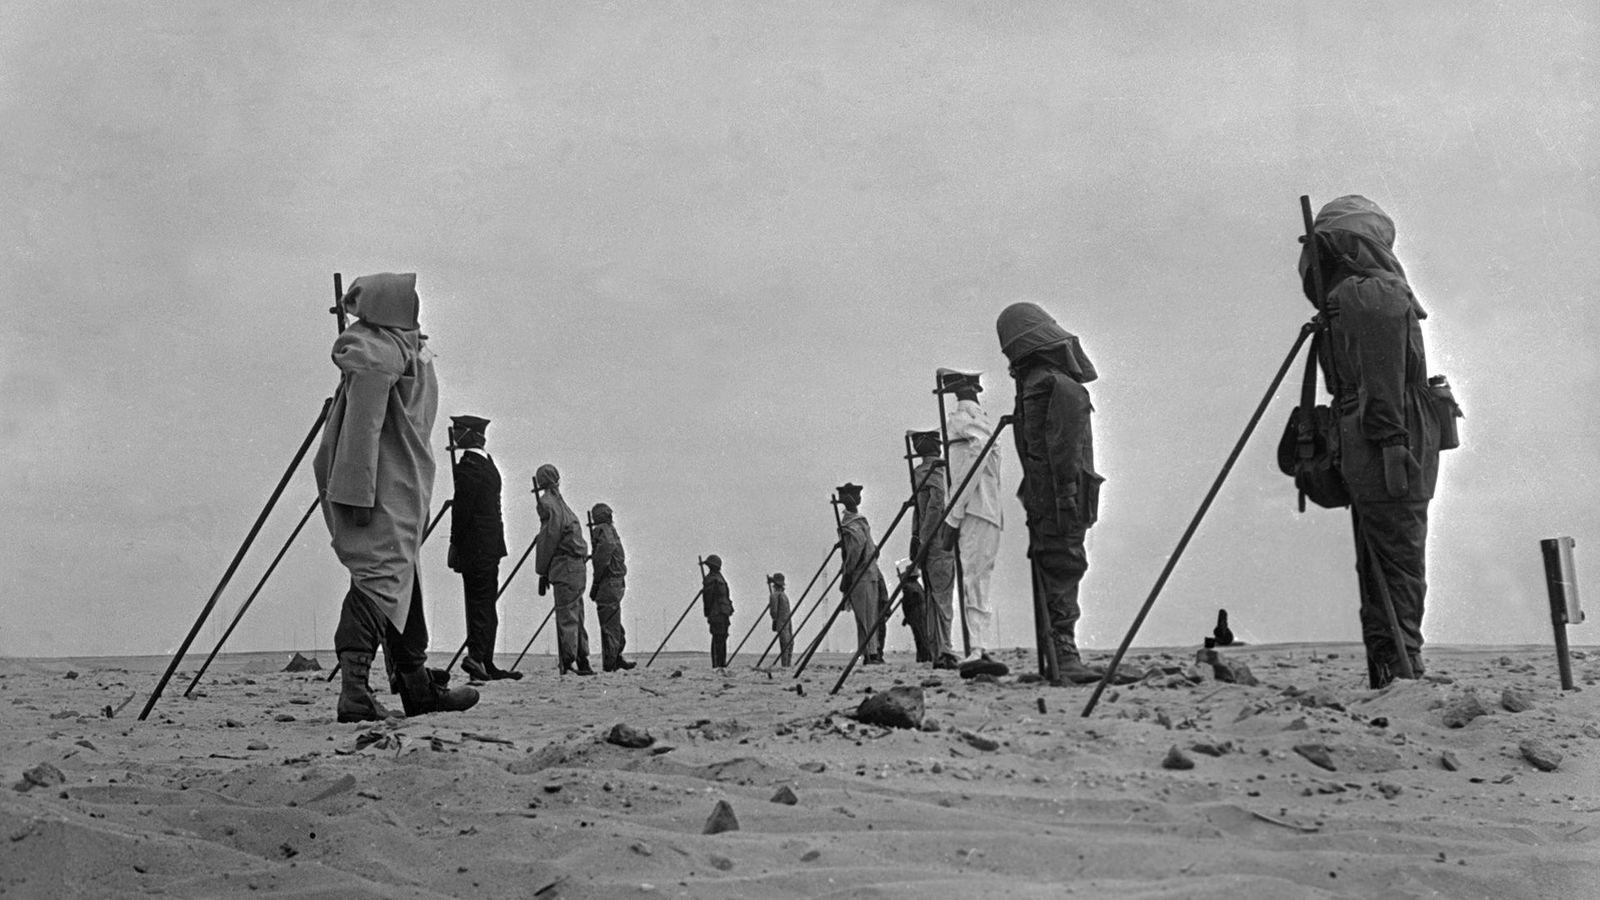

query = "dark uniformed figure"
[[315, 273, 478, 720], [898, 564, 932, 662], [533, 464, 594, 675], [1213, 609, 1236, 648], [447, 415, 519, 682], [909, 430, 958, 668], [1299, 195, 1443, 687], [766, 573, 794, 667], [836, 483, 888, 665], [997, 301, 1106, 684], [589, 502, 634, 671], [702, 554, 733, 668]]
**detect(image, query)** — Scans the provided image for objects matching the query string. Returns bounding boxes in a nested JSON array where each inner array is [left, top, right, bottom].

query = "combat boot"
[[397, 666, 480, 716], [1054, 654, 1106, 685], [461, 657, 491, 683], [486, 662, 524, 680], [337, 652, 400, 723]]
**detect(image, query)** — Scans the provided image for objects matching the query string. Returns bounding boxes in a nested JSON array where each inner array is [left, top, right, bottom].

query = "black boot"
[[614, 657, 636, 670], [397, 666, 479, 716], [337, 652, 400, 723], [486, 662, 523, 681], [573, 658, 596, 676], [461, 657, 491, 683]]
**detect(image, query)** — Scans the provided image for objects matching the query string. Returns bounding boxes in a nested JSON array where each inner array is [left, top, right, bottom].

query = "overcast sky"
[[2, 2, 1594, 662]]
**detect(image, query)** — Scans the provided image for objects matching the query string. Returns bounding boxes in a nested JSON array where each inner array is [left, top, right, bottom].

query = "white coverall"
[[944, 398, 1004, 654]]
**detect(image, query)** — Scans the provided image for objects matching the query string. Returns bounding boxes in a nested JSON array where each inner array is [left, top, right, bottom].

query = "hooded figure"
[[997, 301, 1107, 684], [701, 554, 733, 668], [447, 415, 517, 682], [836, 484, 888, 664], [533, 464, 593, 675], [908, 430, 956, 668], [938, 369, 1005, 663], [314, 273, 478, 720], [767, 572, 794, 667], [588, 502, 634, 671], [1298, 195, 1442, 687]]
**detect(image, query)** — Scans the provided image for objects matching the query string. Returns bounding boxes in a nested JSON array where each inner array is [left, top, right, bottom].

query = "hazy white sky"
[[2, 2, 1595, 661]]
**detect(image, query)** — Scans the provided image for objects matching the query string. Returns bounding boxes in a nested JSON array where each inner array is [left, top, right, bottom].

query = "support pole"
[[829, 416, 1013, 694], [1541, 536, 1583, 691], [1081, 323, 1314, 717], [444, 534, 538, 673], [795, 463, 943, 678], [509, 606, 556, 672], [182, 496, 320, 696], [139, 398, 332, 720], [645, 557, 706, 667]]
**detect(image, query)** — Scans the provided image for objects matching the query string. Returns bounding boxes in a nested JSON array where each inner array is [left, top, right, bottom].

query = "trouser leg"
[[709, 619, 729, 667], [1351, 499, 1429, 669], [960, 519, 1002, 652], [925, 549, 955, 658], [778, 626, 793, 667], [462, 563, 499, 663], [550, 557, 589, 669], [1031, 525, 1087, 661], [594, 578, 626, 667]]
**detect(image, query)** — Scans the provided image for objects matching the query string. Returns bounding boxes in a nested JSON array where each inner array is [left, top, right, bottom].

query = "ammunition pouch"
[[1276, 329, 1350, 510]]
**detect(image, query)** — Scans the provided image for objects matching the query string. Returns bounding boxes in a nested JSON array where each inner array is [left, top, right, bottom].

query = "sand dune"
[[3, 644, 1597, 898]]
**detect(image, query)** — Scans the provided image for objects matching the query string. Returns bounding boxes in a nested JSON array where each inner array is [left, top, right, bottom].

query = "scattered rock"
[[63, 671, 79, 680], [1441, 692, 1488, 729], [800, 850, 822, 863], [1571, 650, 1588, 660], [1368, 717, 1389, 728], [1189, 740, 1233, 757], [708, 855, 734, 871], [1293, 744, 1337, 771], [1440, 750, 1461, 772], [703, 800, 740, 834], [606, 723, 656, 749], [798, 762, 826, 774], [13, 763, 65, 793], [853, 686, 924, 730], [1500, 689, 1533, 713], [959, 658, 1009, 679], [630, 841, 653, 857], [282, 653, 322, 672], [1519, 740, 1562, 772], [770, 785, 798, 805], [274, 714, 296, 723], [1211, 657, 1259, 686], [1376, 782, 1403, 799], [920, 717, 941, 733], [960, 731, 999, 752], [246, 740, 269, 751], [1161, 746, 1194, 770]]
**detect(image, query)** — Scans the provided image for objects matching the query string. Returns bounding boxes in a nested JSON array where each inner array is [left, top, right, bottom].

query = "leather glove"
[[337, 503, 373, 527], [1381, 444, 1418, 498], [538, 575, 550, 597]]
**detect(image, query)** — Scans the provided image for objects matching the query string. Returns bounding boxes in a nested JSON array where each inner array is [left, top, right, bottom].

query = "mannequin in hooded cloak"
[[589, 502, 633, 671], [1299, 195, 1442, 686], [316, 272, 476, 719], [997, 302, 1106, 682], [534, 464, 593, 675]]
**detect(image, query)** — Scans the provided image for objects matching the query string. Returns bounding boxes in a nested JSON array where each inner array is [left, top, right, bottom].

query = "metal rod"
[[509, 606, 556, 672], [444, 533, 537, 673], [139, 398, 333, 720], [645, 557, 706, 667], [829, 416, 1014, 694], [182, 496, 320, 696], [1081, 323, 1314, 716], [796, 461, 945, 679]]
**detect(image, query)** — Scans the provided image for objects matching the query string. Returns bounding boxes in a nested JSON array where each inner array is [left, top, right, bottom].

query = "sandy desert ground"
[[3, 642, 1597, 899]]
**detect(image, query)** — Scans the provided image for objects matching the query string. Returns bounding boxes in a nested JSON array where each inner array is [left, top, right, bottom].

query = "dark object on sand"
[[960, 657, 1010, 679], [854, 685, 925, 730], [283, 653, 322, 672], [1213, 609, 1235, 647]]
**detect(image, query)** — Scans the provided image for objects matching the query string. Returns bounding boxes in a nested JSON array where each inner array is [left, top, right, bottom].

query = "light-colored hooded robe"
[[313, 272, 437, 631]]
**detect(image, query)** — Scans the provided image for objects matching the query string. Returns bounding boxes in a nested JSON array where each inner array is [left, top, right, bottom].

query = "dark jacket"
[[449, 451, 507, 571], [702, 570, 732, 620], [1014, 365, 1102, 533], [1300, 196, 1440, 502], [590, 522, 627, 581], [534, 487, 588, 576]]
